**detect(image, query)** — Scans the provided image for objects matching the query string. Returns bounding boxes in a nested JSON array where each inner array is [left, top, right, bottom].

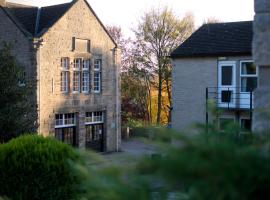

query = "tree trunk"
[[165, 78, 172, 123], [156, 65, 162, 125]]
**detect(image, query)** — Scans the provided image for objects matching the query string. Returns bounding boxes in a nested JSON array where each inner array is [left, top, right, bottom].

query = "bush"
[[136, 128, 270, 200], [0, 135, 83, 200]]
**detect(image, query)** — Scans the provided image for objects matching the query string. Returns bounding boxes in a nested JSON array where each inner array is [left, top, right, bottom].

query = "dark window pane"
[[221, 90, 232, 103], [222, 66, 233, 85], [241, 77, 257, 92], [241, 119, 251, 130], [241, 62, 256, 75]]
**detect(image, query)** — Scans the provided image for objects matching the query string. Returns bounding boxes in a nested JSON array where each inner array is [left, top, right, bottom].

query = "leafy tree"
[[134, 8, 195, 124], [0, 43, 36, 142]]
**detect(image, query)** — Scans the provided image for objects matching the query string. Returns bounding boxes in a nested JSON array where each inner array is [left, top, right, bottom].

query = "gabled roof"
[[1, 0, 117, 46], [171, 21, 253, 58]]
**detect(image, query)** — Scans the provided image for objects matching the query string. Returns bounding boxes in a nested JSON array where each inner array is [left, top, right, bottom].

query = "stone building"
[[253, 0, 270, 131], [171, 21, 256, 131], [0, 0, 121, 152]]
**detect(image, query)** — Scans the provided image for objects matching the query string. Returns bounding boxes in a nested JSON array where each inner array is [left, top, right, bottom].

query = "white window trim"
[[218, 61, 236, 108], [83, 60, 90, 71], [60, 71, 69, 93], [55, 114, 76, 128], [72, 71, 81, 93], [94, 59, 101, 71], [240, 60, 258, 94], [93, 72, 101, 93], [82, 72, 90, 94], [61, 58, 69, 70], [73, 58, 82, 71], [85, 112, 104, 125]]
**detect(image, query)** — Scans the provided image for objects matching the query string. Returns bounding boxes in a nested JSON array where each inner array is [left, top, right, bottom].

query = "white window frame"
[[82, 59, 90, 93], [73, 71, 80, 93], [85, 111, 103, 125], [73, 58, 82, 70], [61, 58, 69, 70], [55, 113, 76, 128], [60, 71, 69, 93], [218, 61, 236, 108], [94, 59, 101, 71], [93, 72, 101, 93], [82, 72, 90, 93], [240, 60, 258, 94]]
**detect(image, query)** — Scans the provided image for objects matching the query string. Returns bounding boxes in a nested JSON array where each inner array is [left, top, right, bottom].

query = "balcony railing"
[[205, 87, 254, 130], [206, 87, 253, 110]]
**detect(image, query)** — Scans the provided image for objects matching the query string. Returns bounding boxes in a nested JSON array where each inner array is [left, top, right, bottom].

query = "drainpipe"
[[33, 39, 43, 134], [113, 47, 120, 152]]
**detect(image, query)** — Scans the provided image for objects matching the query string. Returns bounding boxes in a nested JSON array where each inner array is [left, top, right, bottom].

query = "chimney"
[[0, 0, 6, 7]]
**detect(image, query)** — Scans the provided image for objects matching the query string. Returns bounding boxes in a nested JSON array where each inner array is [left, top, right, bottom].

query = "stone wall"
[[253, 0, 270, 131], [38, 0, 120, 151]]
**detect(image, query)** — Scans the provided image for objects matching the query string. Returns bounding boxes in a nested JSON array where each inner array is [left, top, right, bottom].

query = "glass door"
[[218, 61, 236, 108]]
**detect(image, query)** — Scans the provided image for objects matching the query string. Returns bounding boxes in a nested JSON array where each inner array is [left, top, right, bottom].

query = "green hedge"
[[0, 135, 83, 200]]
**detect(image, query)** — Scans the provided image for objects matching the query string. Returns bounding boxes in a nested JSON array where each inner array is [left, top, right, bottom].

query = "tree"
[[134, 8, 195, 124], [203, 17, 221, 24], [0, 43, 36, 141]]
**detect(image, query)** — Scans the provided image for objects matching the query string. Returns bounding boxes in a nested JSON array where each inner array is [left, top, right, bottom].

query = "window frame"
[[85, 111, 103, 125], [240, 60, 258, 93], [93, 72, 101, 93], [73, 71, 81, 93], [94, 59, 101, 71], [82, 59, 90, 93], [55, 113, 76, 128]]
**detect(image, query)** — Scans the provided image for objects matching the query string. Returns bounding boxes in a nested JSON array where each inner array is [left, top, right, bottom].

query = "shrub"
[[137, 128, 270, 200], [0, 135, 83, 200]]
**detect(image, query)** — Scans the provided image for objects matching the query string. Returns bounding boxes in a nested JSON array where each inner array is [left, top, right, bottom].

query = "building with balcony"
[[171, 21, 256, 131]]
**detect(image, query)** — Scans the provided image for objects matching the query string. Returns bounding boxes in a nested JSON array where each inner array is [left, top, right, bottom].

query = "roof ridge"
[[34, 7, 41, 36], [39, 1, 72, 9]]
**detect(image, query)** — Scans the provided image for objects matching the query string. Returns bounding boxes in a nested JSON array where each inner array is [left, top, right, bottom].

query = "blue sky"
[[8, 0, 254, 37]]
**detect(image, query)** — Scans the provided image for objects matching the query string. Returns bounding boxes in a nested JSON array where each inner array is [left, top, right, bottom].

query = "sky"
[[8, 0, 254, 38]]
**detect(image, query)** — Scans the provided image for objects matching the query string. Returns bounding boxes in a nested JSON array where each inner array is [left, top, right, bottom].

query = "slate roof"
[[3, 1, 74, 37], [171, 21, 253, 58], [1, 0, 116, 46]]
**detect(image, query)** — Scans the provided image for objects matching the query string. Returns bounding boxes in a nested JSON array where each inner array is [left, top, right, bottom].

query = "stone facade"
[[0, 0, 121, 151], [253, 0, 270, 131], [172, 56, 253, 131]]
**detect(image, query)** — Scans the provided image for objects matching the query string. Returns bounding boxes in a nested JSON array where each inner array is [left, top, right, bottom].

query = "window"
[[94, 59, 101, 71], [73, 71, 80, 92], [74, 58, 82, 70], [55, 113, 75, 128], [82, 60, 90, 93], [93, 72, 101, 93], [55, 113, 76, 146], [85, 111, 103, 124], [60, 58, 69, 93], [61, 58, 69, 70], [241, 118, 251, 131], [61, 72, 68, 92], [18, 71, 26, 87], [240, 61, 258, 92]]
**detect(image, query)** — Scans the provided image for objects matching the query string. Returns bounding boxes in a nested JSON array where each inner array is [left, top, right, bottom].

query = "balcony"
[[206, 87, 254, 110]]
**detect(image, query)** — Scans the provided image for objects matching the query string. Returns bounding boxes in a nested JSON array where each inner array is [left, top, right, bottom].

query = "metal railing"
[[206, 87, 253, 129]]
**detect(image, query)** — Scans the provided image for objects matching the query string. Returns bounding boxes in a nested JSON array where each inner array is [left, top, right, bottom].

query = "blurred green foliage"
[[0, 135, 83, 200]]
